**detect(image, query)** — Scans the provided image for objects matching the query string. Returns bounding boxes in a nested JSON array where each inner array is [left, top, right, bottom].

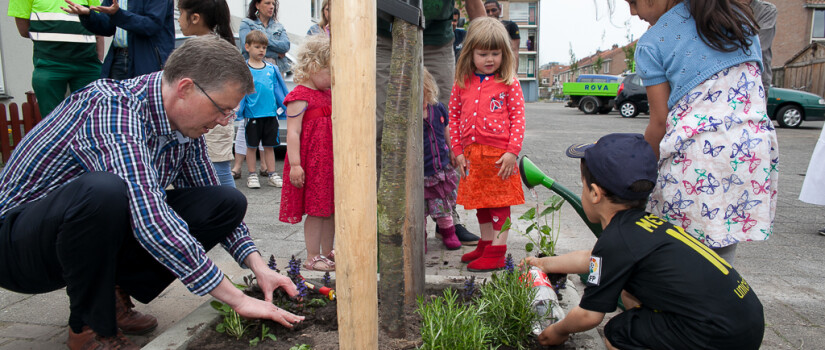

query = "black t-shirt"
[[502, 20, 520, 40], [580, 209, 763, 339]]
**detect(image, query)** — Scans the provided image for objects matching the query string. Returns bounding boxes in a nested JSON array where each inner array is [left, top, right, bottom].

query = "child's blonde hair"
[[244, 30, 268, 46], [455, 17, 516, 88], [292, 34, 331, 85], [422, 66, 438, 105]]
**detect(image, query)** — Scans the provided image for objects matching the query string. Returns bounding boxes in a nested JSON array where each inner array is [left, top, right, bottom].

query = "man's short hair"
[[485, 0, 501, 9], [163, 36, 254, 95], [453, 8, 460, 17], [245, 30, 268, 47]]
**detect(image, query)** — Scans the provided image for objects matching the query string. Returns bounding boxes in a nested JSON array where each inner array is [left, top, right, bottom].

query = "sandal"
[[303, 255, 335, 271], [325, 250, 335, 262], [231, 170, 241, 179]]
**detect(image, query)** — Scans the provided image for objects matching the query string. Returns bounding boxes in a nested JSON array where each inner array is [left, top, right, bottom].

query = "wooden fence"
[[0, 92, 43, 163], [775, 43, 825, 98]]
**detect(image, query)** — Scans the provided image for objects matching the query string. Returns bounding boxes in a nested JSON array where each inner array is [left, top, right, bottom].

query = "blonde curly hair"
[[292, 34, 330, 85]]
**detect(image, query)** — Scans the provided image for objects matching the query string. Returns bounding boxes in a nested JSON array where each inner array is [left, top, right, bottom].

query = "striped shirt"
[[112, 0, 128, 48], [0, 72, 256, 296]]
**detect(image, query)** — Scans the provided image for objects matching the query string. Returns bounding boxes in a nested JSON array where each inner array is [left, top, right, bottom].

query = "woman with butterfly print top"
[[631, 0, 779, 264]]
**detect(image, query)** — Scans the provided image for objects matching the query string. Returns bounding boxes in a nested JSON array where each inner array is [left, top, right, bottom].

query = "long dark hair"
[[686, 0, 758, 53], [247, 0, 279, 22], [178, 0, 233, 45]]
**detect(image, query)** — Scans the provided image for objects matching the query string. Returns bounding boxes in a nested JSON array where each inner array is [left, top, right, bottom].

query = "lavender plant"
[[268, 254, 280, 272], [322, 272, 331, 287]]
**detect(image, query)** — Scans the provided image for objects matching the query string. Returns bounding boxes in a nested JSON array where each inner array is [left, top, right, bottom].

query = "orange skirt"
[[456, 144, 524, 210]]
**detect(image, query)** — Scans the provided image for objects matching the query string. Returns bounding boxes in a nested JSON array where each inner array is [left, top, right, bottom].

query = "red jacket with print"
[[448, 76, 526, 156]]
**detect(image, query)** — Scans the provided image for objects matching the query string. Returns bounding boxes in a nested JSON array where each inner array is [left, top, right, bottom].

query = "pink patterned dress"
[[647, 62, 779, 248], [279, 86, 334, 224]]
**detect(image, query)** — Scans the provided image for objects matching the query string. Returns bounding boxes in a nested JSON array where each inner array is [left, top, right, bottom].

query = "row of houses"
[[539, 0, 825, 100]]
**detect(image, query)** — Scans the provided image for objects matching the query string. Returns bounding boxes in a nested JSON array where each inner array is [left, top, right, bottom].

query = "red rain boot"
[[440, 226, 461, 250], [467, 245, 507, 272], [461, 240, 491, 263]]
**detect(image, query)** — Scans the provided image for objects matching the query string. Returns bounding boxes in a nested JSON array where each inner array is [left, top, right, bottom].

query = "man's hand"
[[496, 152, 517, 180], [90, 0, 120, 15], [233, 294, 304, 328], [289, 165, 305, 188], [62, 0, 91, 15], [255, 266, 301, 302]]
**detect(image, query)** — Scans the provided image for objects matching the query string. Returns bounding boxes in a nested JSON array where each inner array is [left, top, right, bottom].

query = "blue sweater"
[[238, 62, 289, 119], [635, 2, 762, 109]]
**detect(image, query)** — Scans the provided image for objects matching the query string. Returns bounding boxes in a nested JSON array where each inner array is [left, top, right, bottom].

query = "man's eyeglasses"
[[192, 80, 236, 122]]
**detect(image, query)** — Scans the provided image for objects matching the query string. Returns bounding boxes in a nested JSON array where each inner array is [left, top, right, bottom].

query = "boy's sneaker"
[[268, 173, 283, 187], [247, 173, 261, 189]]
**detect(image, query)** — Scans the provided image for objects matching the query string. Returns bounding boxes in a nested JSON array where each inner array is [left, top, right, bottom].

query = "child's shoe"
[[247, 173, 261, 189], [437, 224, 480, 246], [439, 226, 461, 250], [268, 173, 283, 187], [461, 239, 491, 263], [467, 244, 507, 272]]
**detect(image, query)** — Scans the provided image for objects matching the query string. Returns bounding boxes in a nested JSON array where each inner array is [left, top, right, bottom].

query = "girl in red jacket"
[[449, 17, 525, 272]]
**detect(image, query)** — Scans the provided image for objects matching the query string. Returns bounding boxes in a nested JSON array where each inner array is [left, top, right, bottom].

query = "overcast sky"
[[538, 0, 650, 66]]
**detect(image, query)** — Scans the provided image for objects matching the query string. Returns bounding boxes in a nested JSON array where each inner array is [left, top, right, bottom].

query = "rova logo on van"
[[584, 84, 610, 91]]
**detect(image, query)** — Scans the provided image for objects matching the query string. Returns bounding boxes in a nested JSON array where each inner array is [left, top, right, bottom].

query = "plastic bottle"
[[528, 266, 562, 335]]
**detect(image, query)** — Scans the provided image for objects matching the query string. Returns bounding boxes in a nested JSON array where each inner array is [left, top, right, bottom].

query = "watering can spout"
[[519, 156, 554, 189]]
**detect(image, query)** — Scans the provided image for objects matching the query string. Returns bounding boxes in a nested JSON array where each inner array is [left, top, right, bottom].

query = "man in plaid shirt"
[[0, 36, 303, 350]]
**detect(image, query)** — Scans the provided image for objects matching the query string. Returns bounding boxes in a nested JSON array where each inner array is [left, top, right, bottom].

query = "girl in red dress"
[[279, 35, 335, 271]]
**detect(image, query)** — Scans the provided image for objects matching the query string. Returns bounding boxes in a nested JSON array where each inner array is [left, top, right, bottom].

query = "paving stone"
[[0, 324, 62, 340]]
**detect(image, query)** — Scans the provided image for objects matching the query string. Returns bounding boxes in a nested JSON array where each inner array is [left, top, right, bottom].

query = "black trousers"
[[0, 172, 247, 336]]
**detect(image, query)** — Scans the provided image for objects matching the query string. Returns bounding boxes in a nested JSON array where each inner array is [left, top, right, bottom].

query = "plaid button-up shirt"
[[0, 72, 256, 295]]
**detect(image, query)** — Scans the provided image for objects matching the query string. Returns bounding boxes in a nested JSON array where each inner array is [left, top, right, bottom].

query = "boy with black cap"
[[524, 133, 765, 350]]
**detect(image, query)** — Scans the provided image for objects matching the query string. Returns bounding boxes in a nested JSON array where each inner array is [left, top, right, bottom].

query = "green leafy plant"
[[248, 324, 277, 347], [501, 194, 565, 257], [211, 301, 250, 340], [289, 344, 312, 350], [417, 288, 493, 349], [477, 268, 540, 349], [307, 298, 327, 307]]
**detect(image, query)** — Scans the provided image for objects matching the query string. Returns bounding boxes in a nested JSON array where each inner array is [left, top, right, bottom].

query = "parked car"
[[614, 73, 649, 118], [767, 87, 825, 128], [613, 74, 825, 128]]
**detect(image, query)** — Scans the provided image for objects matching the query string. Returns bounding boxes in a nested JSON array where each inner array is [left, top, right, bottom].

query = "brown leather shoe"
[[67, 326, 139, 350], [115, 286, 158, 335]]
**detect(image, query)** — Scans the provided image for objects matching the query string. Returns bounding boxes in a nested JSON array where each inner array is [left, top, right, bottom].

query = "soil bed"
[[187, 281, 573, 350]]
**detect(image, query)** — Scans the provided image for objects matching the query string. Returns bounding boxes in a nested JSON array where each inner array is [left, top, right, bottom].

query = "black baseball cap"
[[565, 133, 657, 200]]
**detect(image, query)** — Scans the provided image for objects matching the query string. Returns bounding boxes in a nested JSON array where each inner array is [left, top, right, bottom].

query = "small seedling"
[[417, 288, 492, 349], [289, 345, 312, 350], [249, 324, 277, 347], [211, 301, 250, 340], [478, 268, 540, 349], [462, 275, 477, 299], [502, 194, 565, 257], [268, 254, 280, 272], [307, 298, 327, 307], [322, 271, 331, 287], [504, 253, 515, 273], [243, 274, 257, 288]]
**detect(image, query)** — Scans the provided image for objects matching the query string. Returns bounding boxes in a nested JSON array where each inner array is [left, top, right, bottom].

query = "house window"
[[542, 78, 549, 84], [518, 55, 528, 75], [509, 2, 529, 22], [311, 0, 323, 22], [814, 9, 825, 39], [603, 61, 610, 73]]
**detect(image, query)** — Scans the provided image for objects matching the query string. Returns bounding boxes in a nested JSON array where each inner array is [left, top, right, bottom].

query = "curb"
[[142, 274, 604, 350]]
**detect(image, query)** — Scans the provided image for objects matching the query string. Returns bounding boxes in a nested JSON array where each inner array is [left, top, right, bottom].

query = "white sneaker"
[[247, 173, 261, 189], [268, 173, 283, 187]]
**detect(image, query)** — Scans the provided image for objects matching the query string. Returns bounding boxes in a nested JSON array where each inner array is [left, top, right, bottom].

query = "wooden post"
[[331, 0, 378, 348], [377, 18, 424, 338]]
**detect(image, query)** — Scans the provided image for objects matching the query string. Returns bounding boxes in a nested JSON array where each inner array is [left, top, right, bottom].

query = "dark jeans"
[[109, 49, 129, 80], [0, 172, 247, 336]]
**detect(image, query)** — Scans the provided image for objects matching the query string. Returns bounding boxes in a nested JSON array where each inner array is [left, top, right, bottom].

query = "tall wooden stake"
[[331, 0, 377, 348], [377, 18, 424, 338]]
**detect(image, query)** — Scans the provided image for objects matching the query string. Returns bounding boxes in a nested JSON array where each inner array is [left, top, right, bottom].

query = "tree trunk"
[[377, 17, 424, 339]]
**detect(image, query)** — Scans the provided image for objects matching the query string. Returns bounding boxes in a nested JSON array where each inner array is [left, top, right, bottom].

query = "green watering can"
[[518, 156, 603, 237]]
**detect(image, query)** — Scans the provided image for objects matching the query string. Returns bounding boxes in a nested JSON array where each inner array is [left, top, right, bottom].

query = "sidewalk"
[[0, 173, 599, 349]]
